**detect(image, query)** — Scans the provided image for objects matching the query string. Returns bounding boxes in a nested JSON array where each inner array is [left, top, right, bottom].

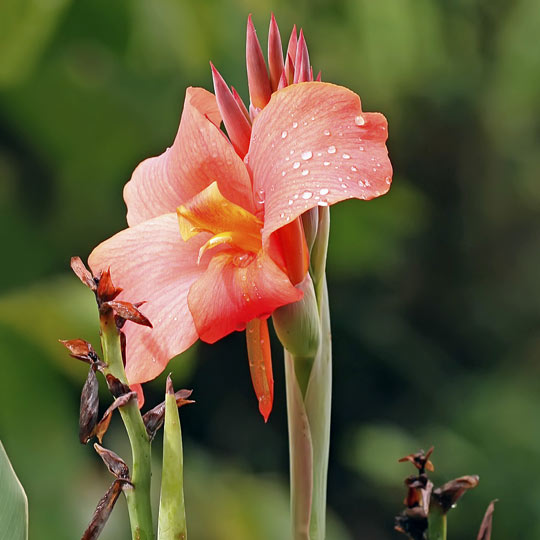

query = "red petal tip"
[[211, 62, 252, 158], [246, 15, 272, 109]]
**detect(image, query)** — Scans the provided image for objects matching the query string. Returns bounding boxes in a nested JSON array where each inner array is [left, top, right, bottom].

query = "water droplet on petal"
[[301, 151, 312, 160], [328, 146, 336, 154], [323, 161, 330, 166], [293, 161, 300, 169], [385, 176, 392, 185], [318, 201, 329, 206], [292, 122, 298, 128], [302, 169, 309, 176], [359, 146, 364, 151], [281, 130, 288, 139], [320, 188, 329, 195], [342, 153, 351, 159], [288, 199, 293, 205], [324, 129, 331, 136], [355, 115, 365, 126], [302, 191, 313, 199], [351, 166, 358, 171]]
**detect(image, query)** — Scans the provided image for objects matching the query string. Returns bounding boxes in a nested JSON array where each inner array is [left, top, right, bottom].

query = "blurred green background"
[[1, 0, 539, 538]]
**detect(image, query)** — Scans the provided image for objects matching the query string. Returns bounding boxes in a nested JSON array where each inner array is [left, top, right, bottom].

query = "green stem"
[[428, 509, 447, 540], [284, 350, 313, 540], [100, 311, 154, 540], [304, 277, 332, 540]]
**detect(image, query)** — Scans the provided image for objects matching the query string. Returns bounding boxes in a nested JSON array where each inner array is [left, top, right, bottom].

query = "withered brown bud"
[[79, 367, 99, 444], [71, 257, 97, 292], [399, 447, 434, 474], [105, 374, 131, 398], [431, 475, 480, 513], [394, 507, 428, 540], [142, 386, 194, 441], [81, 480, 127, 540], [477, 500, 497, 540], [94, 443, 130, 480], [60, 339, 104, 369], [96, 268, 123, 303], [101, 301, 152, 328], [95, 392, 138, 443]]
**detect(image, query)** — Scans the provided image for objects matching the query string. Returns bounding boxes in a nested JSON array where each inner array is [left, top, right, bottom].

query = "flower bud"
[[272, 273, 320, 359]]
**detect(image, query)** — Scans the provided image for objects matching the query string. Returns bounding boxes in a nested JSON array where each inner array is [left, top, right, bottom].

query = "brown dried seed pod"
[[79, 367, 99, 444], [81, 479, 128, 540]]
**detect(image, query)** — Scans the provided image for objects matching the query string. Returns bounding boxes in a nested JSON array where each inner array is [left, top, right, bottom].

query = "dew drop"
[[358, 179, 364, 187], [342, 153, 351, 159], [320, 188, 329, 195], [323, 129, 331, 136], [292, 121, 298, 128], [301, 191, 313, 199], [281, 171, 286, 176], [351, 166, 358, 171], [301, 150, 312, 160], [328, 146, 336, 154], [372, 167, 377, 172], [385, 176, 392, 185], [293, 161, 300, 169], [355, 115, 365, 126], [318, 201, 329, 206], [281, 130, 288, 139], [302, 169, 309, 176], [288, 199, 293, 205], [341, 183, 348, 188], [359, 146, 364, 151], [323, 161, 330, 166]]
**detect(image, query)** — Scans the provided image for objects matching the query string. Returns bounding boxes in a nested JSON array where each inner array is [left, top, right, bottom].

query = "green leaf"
[[157, 376, 187, 540], [0, 441, 28, 540]]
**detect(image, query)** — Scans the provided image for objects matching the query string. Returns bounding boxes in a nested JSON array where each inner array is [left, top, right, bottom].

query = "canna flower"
[[89, 14, 392, 421]]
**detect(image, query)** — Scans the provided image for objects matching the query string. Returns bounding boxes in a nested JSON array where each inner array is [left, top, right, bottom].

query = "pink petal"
[[124, 87, 254, 227], [88, 214, 206, 384], [187, 250, 303, 344], [247, 82, 393, 242]]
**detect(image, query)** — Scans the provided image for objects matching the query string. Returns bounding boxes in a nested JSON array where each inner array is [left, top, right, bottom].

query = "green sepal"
[[157, 375, 187, 540]]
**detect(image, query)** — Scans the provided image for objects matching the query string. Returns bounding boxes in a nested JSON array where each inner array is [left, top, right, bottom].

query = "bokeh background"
[[1, 0, 539, 538]]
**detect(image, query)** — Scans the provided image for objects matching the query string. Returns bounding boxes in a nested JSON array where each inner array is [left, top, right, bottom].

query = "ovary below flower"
[[89, 16, 392, 421]]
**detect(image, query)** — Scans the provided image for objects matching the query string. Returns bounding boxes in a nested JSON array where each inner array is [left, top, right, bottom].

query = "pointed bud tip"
[[166, 373, 174, 395]]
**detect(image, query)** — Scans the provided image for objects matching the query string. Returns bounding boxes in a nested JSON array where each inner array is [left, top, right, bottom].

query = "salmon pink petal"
[[187, 251, 303, 344], [124, 87, 254, 226], [88, 213, 206, 384], [247, 82, 393, 242]]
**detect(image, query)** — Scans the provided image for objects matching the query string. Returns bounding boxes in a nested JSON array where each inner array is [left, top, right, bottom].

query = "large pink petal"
[[247, 82, 393, 242], [187, 251, 303, 344], [125, 87, 254, 226], [88, 214, 206, 384]]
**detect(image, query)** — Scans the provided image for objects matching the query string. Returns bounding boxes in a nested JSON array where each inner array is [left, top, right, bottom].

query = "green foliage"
[[0, 441, 28, 540]]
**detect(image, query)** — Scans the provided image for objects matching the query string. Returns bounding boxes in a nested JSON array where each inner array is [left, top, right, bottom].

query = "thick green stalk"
[[428, 509, 447, 540], [100, 311, 154, 540], [304, 278, 331, 540], [283, 206, 332, 540]]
